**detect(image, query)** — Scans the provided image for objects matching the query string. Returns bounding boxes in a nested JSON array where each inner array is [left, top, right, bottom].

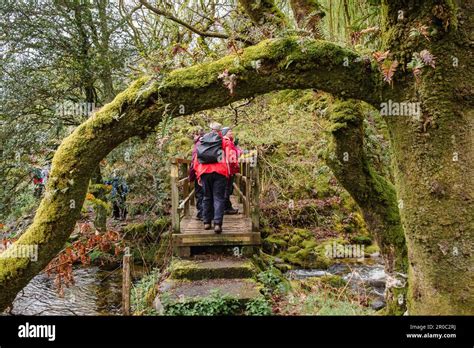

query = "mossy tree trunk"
[[324, 99, 408, 315], [289, 0, 408, 314], [375, 0, 474, 314], [90, 166, 107, 232]]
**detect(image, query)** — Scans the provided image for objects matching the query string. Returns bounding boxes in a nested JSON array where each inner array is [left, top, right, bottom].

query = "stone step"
[[156, 278, 262, 310], [170, 258, 256, 280]]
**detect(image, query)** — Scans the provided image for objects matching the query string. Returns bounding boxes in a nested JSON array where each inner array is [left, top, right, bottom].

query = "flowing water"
[[286, 257, 387, 309], [10, 267, 123, 316], [8, 258, 386, 315]]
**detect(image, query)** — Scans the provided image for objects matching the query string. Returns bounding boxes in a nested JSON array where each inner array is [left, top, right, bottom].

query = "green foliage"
[[244, 297, 273, 316], [302, 292, 374, 315], [257, 265, 290, 296], [131, 269, 160, 316], [162, 290, 240, 316]]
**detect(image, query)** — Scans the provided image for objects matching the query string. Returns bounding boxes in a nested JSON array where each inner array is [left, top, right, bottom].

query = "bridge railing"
[[170, 150, 259, 233]]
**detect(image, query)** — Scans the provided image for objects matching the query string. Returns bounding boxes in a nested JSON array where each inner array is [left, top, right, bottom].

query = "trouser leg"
[[200, 174, 214, 224], [212, 173, 227, 225], [113, 200, 120, 219], [120, 197, 127, 220], [195, 180, 204, 218]]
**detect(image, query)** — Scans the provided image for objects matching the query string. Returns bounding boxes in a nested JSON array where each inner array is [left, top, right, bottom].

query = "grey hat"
[[221, 127, 231, 136], [209, 122, 222, 131]]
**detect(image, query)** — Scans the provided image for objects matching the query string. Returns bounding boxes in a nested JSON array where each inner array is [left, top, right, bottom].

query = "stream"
[[10, 267, 124, 316], [286, 257, 387, 310], [7, 258, 386, 315]]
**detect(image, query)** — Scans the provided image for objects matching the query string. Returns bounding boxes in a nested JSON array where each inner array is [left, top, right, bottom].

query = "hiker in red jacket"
[[193, 122, 233, 233], [222, 127, 240, 215]]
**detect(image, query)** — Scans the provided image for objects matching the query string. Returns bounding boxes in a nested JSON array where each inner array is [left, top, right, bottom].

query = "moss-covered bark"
[[324, 99, 408, 315], [0, 37, 379, 310], [377, 0, 474, 314], [291, 0, 408, 314]]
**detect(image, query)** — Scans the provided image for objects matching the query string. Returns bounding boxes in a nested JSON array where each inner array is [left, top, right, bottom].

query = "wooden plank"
[[173, 232, 261, 247]]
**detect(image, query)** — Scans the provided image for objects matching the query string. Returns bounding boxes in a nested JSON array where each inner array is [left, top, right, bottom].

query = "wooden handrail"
[[177, 177, 189, 186], [178, 188, 195, 210]]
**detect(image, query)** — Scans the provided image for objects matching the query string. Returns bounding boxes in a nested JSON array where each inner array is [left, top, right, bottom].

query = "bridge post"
[[170, 159, 180, 233], [181, 163, 190, 216], [245, 164, 251, 217], [250, 152, 260, 232]]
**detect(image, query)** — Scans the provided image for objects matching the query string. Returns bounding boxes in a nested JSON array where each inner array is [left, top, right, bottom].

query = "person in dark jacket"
[[106, 172, 129, 220], [189, 129, 205, 220]]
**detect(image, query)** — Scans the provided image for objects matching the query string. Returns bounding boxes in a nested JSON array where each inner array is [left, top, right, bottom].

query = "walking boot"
[[214, 224, 222, 234], [224, 208, 239, 215]]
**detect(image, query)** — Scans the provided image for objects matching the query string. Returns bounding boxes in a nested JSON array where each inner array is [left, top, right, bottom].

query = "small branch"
[[139, 0, 252, 44]]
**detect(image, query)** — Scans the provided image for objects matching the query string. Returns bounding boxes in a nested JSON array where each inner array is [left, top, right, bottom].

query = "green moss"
[[350, 235, 372, 246], [287, 246, 300, 253], [319, 275, 346, 288], [239, 0, 288, 28], [263, 234, 288, 253], [364, 244, 380, 254], [169, 259, 256, 280], [302, 240, 317, 249]]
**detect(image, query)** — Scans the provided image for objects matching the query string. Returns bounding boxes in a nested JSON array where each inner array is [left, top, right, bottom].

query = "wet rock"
[[286, 269, 331, 280], [327, 263, 350, 275], [371, 299, 386, 310], [152, 297, 164, 315]]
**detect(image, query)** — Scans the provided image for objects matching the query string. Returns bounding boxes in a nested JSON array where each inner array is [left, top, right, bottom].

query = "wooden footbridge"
[[170, 152, 261, 257]]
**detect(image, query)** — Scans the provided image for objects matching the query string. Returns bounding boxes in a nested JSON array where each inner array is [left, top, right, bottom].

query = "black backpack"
[[197, 132, 223, 164]]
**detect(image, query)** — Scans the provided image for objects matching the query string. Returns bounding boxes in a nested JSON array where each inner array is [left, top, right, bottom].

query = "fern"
[[381, 60, 399, 85]]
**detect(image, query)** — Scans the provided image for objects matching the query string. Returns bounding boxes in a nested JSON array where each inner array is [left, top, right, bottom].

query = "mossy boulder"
[[350, 234, 372, 246], [263, 228, 337, 269], [262, 234, 288, 253]]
